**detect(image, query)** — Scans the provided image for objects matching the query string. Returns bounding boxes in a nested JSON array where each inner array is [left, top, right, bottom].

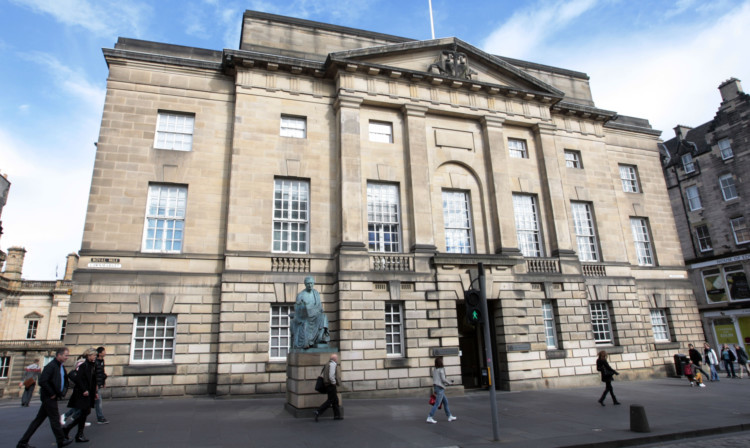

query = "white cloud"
[[665, 0, 696, 18], [482, 0, 598, 59], [10, 0, 152, 38], [482, 0, 750, 137], [21, 52, 105, 110]]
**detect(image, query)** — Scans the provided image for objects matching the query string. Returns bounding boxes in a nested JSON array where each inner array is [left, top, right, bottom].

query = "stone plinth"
[[285, 349, 342, 418]]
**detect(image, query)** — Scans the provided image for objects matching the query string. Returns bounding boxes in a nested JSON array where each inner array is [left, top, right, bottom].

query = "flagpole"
[[428, 0, 435, 39]]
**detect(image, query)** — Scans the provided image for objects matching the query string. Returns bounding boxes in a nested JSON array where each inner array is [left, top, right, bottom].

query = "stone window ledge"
[[384, 358, 410, 369], [654, 342, 680, 351], [123, 364, 177, 376]]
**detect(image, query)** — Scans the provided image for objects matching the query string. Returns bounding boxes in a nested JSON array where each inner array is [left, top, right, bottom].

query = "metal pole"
[[428, 0, 436, 39], [478, 262, 500, 441]]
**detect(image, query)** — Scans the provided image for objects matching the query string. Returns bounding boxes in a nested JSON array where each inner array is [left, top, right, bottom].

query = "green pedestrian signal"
[[465, 289, 482, 325]]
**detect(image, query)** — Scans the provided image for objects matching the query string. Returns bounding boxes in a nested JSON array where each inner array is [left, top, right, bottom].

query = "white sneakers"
[[426, 415, 457, 423], [60, 415, 66, 425]]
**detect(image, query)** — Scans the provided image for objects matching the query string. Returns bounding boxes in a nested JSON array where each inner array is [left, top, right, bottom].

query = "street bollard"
[[630, 404, 650, 433]]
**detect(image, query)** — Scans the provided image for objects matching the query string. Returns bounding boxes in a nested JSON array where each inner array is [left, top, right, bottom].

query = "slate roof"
[[662, 121, 714, 168]]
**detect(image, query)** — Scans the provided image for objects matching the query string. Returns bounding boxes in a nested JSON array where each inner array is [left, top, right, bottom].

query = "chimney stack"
[[674, 125, 692, 141], [719, 78, 743, 103], [64, 252, 79, 280], [4, 246, 26, 280]]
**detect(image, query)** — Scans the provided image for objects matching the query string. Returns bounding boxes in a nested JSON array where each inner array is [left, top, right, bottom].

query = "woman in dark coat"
[[63, 348, 98, 443], [596, 351, 620, 406]]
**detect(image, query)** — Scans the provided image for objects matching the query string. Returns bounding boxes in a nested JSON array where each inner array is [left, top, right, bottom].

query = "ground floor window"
[[650, 309, 670, 342], [131, 315, 176, 363], [542, 300, 558, 349], [589, 302, 612, 344], [385, 302, 404, 357], [702, 264, 750, 303], [270, 305, 292, 360], [0, 356, 10, 378]]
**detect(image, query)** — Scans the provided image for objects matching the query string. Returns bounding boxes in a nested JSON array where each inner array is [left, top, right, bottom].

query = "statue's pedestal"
[[285, 349, 342, 418]]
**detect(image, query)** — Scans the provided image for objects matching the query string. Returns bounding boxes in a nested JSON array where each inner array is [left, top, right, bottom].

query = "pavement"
[[2, 377, 750, 448]]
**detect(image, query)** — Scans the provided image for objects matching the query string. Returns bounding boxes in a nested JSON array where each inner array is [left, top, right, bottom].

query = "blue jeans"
[[95, 394, 104, 420], [428, 386, 452, 418], [709, 364, 720, 381]]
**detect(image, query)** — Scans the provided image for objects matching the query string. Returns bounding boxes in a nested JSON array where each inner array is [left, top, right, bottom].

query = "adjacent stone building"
[[67, 10, 702, 399], [661, 78, 750, 351]]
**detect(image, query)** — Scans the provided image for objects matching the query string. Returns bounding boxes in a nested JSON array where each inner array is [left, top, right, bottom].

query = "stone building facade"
[[0, 247, 74, 398], [67, 11, 701, 399], [661, 78, 750, 352]]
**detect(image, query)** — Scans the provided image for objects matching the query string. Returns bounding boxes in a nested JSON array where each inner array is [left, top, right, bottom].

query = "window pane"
[[367, 183, 401, 253], [269, 305, 292, 359], [385, 303, 404, 356], [155, 112, 195, 151], [143, 185, 187, 253], [513, 194, 543, 257], [589, 302, 612, 343], [508, 139, 528, 159], [131, 315, 176, 362], [630, 218, 654, 266], [442, 190, 473, 254], [571, 202, 599, 262], [619, 165, 639, 193], [272, 180, 310, 253]]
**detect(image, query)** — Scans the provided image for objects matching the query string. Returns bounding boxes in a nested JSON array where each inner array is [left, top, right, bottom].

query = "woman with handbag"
[[426, 356, 457, 424], [19, 359, 41, 407], [596, 351, 620, 406], [62, 348, 98, 443]]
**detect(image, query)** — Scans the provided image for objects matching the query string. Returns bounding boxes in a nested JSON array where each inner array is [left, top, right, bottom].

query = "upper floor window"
[[542, 300, 558, 349], [367, 183, 401, 252], [564, 150, 582, 169], [682, 153, 695, 174], [650, 309, 670, 342], [719, 174, 738, 201], [385, 302, 404, 357], [26, 320, 39, 340], [442, 190, 473, 254], [619, 164, 640, 193], [272, 179, 309, 253], [512, 194, 544, 257], [731, 217, 750, 245], [280, 115, 306, 139], [571, 201, 599, 262], [508, 138, 528, 159], [630, 217, 655, 266], [131, 315, 176, 363], [60, 319, 67, 340], [369, 121, 393, 143], [589, 302, 612, 344], [685, 185, 702, 211], [719, 138, 733, 160], [142, 185, 187, 253], [269, 305, 292, 360], [155, 112, 195, 151], [695, 225, 712, 252]]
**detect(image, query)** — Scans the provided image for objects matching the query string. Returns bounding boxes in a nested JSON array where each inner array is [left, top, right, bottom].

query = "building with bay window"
[[66, 10, 701, 399], [661, 78, 750, 352]]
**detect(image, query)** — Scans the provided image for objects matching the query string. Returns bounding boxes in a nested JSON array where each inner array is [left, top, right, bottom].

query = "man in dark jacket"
[[17, 347, 72, 448], [313, 354, 342, 421], [688, 344, 708, 377], [94, 347, 108, 424]]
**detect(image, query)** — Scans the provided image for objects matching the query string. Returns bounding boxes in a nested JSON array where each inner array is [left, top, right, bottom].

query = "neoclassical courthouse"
[[66, 11, 702, 398]]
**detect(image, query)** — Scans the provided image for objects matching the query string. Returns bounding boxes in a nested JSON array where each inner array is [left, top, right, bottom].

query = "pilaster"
[[481, 115, 521, 255], [533, 122, 574, 256], [335, 95, 366, 251], [402, 104, 437, 253]]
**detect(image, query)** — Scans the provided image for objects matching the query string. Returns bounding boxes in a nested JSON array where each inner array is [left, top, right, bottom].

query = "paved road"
[[2, 378, 750, 447], [640, 432, 750, 447]]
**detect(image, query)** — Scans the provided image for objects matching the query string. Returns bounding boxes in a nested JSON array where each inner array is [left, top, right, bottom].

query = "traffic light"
[[465, 288, 481, 325]]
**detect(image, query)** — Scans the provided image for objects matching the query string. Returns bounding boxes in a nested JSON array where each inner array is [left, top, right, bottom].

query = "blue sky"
[[1, 0, 748, 279]]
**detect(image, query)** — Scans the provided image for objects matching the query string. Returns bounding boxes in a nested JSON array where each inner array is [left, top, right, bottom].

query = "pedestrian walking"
[[19, 359, 41, 407], [596, 351, 620, 406], [94, 346, 109, 424], [60, 355, 86, 427], [16, 347, 72, 448], [687, 344, 708, 377], [62, 348, 98, 443], [733, 344, 750, 378], [426, 356, 457, 423], [704, 342, 720, 382], [313, 354, 342, 422], [720, 344, 737, 378]]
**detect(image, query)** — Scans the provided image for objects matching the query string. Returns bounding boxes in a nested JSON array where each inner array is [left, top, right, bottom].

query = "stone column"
[[532, 122, 575, 257], [402, 104, 437, 253], [481, 116, 520, 255]]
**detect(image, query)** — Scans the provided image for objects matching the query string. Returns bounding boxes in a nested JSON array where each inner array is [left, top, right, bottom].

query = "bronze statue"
[[290, 276, 330, 349]]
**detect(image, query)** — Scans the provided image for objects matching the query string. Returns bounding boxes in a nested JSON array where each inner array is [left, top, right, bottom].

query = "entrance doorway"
[[457, 300, 498, 388]]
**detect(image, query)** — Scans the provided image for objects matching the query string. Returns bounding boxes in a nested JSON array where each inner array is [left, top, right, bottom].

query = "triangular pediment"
[[329, 37, 563, 97], [25, 312, 44, 319]]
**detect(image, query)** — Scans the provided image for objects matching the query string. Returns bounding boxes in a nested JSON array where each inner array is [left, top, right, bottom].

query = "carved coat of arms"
[[428, 50, 477, 80]]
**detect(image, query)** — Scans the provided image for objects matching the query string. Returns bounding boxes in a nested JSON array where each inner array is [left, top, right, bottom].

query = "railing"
[[0, 339, 65, 349], [271, 257, 310, 272], [525, 257, 560, 273], [371, 255, 414, 272], [582, 263, 607, 277]]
